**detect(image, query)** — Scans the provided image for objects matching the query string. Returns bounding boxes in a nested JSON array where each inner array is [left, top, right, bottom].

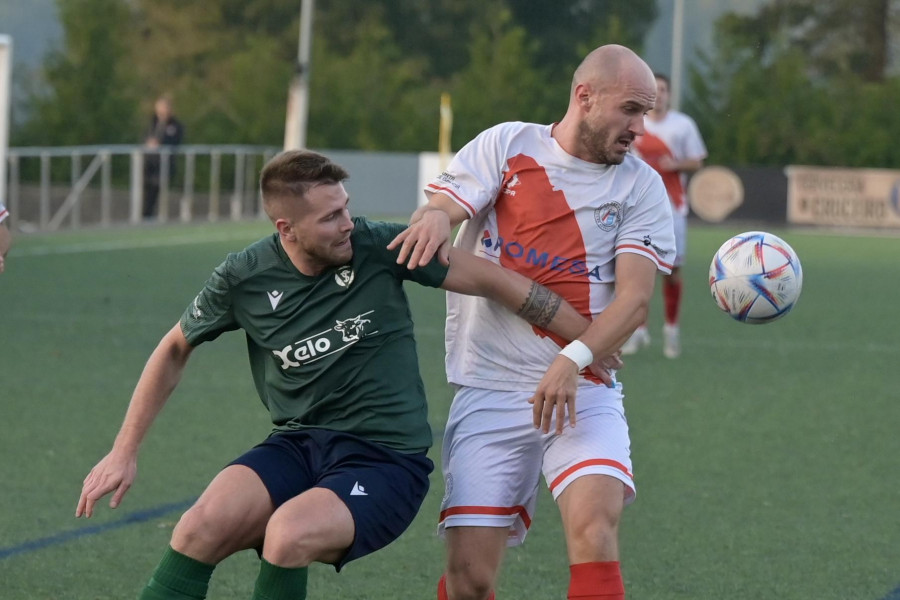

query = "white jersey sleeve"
[[0, 202, 8, 224], [424, 122, 520, 217], [426, 122, 675, 391]]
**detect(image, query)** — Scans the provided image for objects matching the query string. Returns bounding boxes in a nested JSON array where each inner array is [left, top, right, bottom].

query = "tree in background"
[[129, 0, 296, 144], [304, 2, 437, 151], [448, 6, 553, 148], [14, 0, 140, 146], [448, 0, 656, 148], [14, 0, 659, 151], [685, 0, 900, 168], [504, 0, 656, 73]]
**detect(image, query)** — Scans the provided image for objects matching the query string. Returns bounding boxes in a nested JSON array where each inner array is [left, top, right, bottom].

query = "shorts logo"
[[335, 267, 355, 288], [350, 481, 368, 496], [441, 473, 454, 508], [594, 202, 622, 231]]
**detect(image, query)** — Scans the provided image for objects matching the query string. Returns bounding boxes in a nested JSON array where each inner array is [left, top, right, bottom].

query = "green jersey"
[[180, 217, 449, 453]]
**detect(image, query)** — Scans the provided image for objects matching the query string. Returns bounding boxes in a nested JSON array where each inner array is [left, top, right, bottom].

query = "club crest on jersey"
[[594, 202, 622, 231], [335, 267, 355, 288]]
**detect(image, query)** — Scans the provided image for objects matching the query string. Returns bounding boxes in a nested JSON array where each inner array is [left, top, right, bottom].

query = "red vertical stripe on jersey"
[[494, 154, 591, 348], [633, 131, 684, 210]]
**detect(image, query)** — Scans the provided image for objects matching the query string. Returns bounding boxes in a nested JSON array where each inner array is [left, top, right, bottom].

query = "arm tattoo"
[[517, 282, 562, 328]]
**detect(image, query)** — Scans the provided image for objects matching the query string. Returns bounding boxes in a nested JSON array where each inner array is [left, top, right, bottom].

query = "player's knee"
[[567, 515, 619, 560], [171, 501, 230, 557], [262, 512, 320, 567], [446, 563, 495, 600]]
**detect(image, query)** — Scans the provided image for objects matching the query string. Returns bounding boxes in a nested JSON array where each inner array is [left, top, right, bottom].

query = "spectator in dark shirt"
[[142, 95, 184, 219]]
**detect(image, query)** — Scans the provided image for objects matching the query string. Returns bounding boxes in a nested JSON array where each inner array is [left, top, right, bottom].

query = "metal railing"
[[5, 144, 280, 231]]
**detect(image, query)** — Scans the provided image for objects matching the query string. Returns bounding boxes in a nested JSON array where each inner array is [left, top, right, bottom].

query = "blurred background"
[[2, 3, 899, 599], [2, 0, 899, 232]]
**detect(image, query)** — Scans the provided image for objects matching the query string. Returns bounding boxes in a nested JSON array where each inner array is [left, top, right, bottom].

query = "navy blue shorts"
[[229, 428, 433, 570]]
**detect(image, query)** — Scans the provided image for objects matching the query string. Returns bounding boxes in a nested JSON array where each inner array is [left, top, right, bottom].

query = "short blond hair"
[[260, 150, 349, 220]]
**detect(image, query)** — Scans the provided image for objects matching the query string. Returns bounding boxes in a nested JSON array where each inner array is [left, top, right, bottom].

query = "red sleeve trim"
[[425, 184, 477, 217]]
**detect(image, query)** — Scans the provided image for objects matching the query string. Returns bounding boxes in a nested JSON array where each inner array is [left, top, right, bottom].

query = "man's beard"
[[306, 242, 353, 270], [578, 120, 625, 165]]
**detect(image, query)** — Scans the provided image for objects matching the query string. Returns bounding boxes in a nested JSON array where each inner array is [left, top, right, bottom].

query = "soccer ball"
[[708, 231, 803, 324]]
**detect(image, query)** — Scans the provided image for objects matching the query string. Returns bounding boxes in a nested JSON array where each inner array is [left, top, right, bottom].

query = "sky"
[[0, 0, 61, 69]]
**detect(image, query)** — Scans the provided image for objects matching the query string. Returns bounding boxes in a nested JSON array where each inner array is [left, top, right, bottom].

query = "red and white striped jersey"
[[632, 110, 707, 216], [425, 121, 675, 391]]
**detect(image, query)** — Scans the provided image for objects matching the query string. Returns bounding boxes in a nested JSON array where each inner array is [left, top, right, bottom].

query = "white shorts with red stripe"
[[437, 384, 635, 547]]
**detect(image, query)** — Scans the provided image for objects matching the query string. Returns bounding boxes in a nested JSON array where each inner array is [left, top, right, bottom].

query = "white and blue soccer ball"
[[709, 231, 803, 324]]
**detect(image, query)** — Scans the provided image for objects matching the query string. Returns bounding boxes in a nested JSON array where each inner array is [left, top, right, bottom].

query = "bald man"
[[389, 45, 675, 600]]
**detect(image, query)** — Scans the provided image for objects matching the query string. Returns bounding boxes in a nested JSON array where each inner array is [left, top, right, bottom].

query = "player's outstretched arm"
[[531, 253, 658, 434], [76, 323, 195, 518], [440, 247, 622, 382], [387, 192, 469, 269], [439, 247, 592, 342]]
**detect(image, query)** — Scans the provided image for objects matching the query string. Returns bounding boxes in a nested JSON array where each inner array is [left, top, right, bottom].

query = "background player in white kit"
[[390, 45, 675, 600], [623, 73, 707, 358]]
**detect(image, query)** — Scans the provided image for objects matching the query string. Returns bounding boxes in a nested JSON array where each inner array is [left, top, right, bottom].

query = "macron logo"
[[350, 482, 368, 496], [267, 290, 283, 310]]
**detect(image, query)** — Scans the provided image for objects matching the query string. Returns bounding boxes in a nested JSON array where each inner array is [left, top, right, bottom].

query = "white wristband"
[[559, 340, 594, 370]]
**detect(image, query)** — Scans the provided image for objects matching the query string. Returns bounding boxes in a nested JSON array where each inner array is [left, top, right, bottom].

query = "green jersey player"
[[76, 150, 615, 600]]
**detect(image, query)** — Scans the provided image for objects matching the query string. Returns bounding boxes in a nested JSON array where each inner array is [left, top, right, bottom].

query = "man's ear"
[[575, 82, 593, 109], [275, 218, 295, 241]]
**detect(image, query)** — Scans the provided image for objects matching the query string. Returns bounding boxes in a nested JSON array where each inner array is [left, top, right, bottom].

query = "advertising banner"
[[786, 166, 900, 229]]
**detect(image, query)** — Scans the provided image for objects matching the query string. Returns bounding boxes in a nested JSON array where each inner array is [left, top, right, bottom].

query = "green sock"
[[251, 558, 309, 600], [139, 546, 215, 600]]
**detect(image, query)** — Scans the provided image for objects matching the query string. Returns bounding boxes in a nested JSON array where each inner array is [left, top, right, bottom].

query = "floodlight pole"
[[284, 0, 314, 150], [0, 35, 11, 207], [670, 0, 684, 111]]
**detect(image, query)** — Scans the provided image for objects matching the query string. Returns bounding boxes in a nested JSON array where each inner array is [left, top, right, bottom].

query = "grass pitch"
[[0, 220, 898, 599]]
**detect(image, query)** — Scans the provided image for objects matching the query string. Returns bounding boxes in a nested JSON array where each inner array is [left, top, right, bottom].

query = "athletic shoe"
[[621, 326, 650, 355], [663, 324, 681, 359]]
